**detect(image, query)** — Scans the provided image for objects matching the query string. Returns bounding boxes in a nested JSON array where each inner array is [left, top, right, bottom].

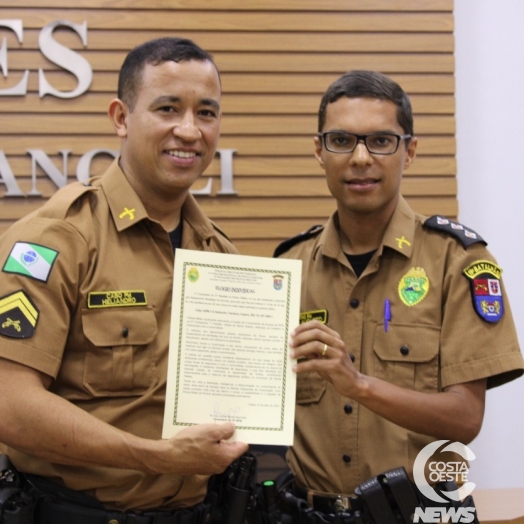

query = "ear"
[[403, 136, 418, 171], [108, 98, 129, 138], [313, 135, 325, 169]]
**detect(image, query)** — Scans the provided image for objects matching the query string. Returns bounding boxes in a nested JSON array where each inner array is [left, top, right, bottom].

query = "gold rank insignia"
[[87, 290, 147, 308], [0, 290, 39, 339], [119, 207, 136, 220], [396, 235, 412, 249], [299, 309, 328, 324], [398, 267, 430, 307]]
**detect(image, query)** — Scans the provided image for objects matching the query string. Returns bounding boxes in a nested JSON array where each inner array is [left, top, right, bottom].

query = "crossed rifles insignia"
[[119, 207, 136, 220]]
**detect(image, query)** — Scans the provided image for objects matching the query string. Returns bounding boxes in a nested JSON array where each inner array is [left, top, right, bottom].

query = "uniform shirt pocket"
[[296, 370, 327, 404], [373, 323, 440, 392], [81, 307, 158, 396]]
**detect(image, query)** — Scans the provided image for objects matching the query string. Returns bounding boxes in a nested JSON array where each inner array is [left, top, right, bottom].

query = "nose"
[[349, 140, 373, 166], [173, 112, 201, 142]]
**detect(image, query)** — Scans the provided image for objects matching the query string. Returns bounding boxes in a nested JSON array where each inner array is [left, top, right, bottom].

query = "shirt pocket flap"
[[373, 323, 440, 363], [82, 307, 157, 346]]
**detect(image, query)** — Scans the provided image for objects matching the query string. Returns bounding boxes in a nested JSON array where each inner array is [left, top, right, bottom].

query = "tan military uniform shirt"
[[278, 196, 523, 496], [0, 159, 237, 511]]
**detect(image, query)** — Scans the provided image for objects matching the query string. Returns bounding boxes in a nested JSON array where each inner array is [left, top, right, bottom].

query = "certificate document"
[[162, 249, 302, 445]]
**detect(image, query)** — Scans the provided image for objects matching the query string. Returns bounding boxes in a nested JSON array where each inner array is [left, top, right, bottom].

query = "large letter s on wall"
[[38, 20, 93, 99]]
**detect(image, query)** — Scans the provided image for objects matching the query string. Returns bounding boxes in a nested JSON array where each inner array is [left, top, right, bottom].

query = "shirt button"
[[349, 354, 356, 362], [350, 299, 359, 308], [122, 327, 129, 338], [400, 345, 409, 356], [344, 404, 353, 414], [342, 454, 351, 464]]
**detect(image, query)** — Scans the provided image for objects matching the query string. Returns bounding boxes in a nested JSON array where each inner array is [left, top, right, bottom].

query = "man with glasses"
[[275, 70, 523, 519]]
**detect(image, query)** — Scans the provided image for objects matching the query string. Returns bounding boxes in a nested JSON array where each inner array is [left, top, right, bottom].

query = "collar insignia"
[[119, 207, 136, 220], [396, 235, 411, 249]]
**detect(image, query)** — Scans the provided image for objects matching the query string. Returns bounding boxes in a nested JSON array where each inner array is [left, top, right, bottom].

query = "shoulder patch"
[[273, 225, 324, 258], [0, 290, 39, 339], [463, 260, 504, 322], [3, 242, 59, 283], [423, 216, 486, 248]]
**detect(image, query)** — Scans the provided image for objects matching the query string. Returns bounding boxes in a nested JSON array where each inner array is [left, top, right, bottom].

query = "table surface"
[[474, 488, 524, 523]]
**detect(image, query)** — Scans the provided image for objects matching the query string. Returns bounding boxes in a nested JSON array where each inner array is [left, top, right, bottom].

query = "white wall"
[[455, 0, 524, 488]]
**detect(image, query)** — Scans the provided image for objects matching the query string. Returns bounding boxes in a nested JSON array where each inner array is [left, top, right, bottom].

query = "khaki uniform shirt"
[[278, 197, 523, 496], [0, 160, 237, 511]]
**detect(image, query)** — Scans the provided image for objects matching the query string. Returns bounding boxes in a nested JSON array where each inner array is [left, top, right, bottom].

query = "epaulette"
[[37, 182, 96, 220], [273, 225, 324, 257], [423, 215, 487, 248]]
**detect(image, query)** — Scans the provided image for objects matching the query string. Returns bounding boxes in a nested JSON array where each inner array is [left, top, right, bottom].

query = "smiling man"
[[275, 70, 523, 518], [0, 38, 247, 521]]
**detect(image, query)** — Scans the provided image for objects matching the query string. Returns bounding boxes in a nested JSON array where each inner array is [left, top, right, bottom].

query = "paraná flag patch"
[[3, 242, 59, 283]]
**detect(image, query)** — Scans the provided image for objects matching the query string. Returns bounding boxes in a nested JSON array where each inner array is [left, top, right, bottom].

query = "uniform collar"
[[181, 192, 217, 247], [100, 159, 150, 232], [318, 196, 416, 260], [381, 196, 416, 258], [317, 214, 344, 260], [99, 159, 217, 244]]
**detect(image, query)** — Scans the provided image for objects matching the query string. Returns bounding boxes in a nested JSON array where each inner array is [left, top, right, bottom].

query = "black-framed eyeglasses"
[[318, 131, 412, 155]]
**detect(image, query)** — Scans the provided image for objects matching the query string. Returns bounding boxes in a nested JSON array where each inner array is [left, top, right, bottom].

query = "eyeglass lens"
[[324, 132, 400, 154]]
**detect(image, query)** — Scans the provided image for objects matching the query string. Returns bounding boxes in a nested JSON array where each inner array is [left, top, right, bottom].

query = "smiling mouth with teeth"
[[167, 150, 197, 158]]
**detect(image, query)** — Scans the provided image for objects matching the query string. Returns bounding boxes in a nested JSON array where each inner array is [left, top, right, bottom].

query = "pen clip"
[[384, 299, 391, 333]]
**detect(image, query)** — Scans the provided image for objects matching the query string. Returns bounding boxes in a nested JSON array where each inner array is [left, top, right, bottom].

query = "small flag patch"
[[3, 242, 59, 283]]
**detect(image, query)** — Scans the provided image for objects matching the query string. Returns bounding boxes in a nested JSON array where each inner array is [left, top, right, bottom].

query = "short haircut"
[[318, 70, 414, 138], [117, 37, 218, 110]]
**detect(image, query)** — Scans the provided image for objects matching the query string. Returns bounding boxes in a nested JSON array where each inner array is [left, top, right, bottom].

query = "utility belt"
[[36, 493, 210, 524], [278, 467, 480, 524], [0, 453, 258, 524], [0, 465, 210, 524], [32, 472, 211, 524], [1, 452, 480, 524]]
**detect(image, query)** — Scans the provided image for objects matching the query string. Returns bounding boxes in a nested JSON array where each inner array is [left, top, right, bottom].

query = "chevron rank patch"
[[3, 242, 59, 283], [0, 290, 40, 338], [463, 260, 504, 323]]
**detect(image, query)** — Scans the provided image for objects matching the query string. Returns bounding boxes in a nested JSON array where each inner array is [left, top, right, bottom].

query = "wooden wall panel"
[[0, 0, 455, 256]]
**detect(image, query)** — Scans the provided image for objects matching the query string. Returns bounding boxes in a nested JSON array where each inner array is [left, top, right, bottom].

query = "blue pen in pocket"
[[384, 299, 391, 332]]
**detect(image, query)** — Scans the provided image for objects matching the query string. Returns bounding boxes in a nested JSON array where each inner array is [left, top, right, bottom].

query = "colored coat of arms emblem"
[[463, 260, 504, 323], [273, 274, 283, 290], [398, 267, 430, 307]]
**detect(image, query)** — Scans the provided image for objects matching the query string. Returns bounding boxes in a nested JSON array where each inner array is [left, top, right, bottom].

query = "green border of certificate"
[[162, 249, 301, 445]]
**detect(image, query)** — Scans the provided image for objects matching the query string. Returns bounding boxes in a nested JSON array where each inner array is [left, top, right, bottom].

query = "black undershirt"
[[168, 221, 183, 252], [345, 250, 376, 278]]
